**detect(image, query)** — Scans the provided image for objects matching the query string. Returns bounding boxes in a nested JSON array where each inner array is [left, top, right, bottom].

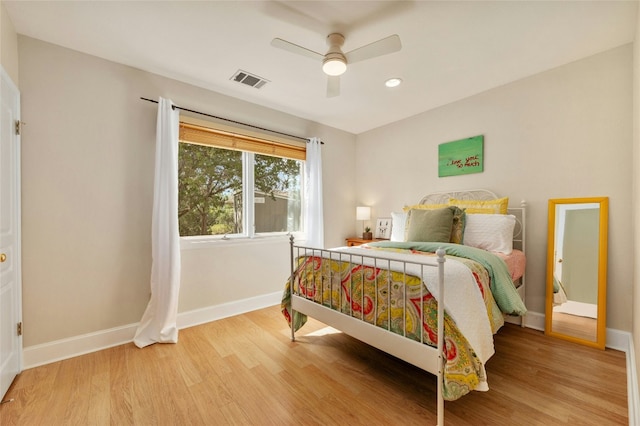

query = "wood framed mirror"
[[545, 197, 608, 349]]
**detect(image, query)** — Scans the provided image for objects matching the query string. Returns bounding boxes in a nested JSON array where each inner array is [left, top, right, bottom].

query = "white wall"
[[633, 0, 640, 394], [18, 36, 356, 347], [1, 1, 19, 83], [356, 45, 633, 331]]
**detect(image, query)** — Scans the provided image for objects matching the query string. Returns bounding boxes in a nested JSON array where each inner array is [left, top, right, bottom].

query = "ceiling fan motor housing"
[[326, 33, 345, 49]]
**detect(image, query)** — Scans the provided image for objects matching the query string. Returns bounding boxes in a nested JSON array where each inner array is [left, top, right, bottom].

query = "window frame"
[[178, 116, 306, 247]]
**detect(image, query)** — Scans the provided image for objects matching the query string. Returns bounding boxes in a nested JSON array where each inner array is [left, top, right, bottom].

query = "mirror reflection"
[[545, 197, 608, 349]]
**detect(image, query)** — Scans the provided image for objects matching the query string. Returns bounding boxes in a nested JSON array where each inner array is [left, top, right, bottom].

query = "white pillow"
[[390, 211, 407, 242], [463, 214, 516, 254]]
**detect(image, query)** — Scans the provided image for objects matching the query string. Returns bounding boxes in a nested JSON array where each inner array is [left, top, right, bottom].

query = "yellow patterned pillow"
[[449, 197, 509, 214]]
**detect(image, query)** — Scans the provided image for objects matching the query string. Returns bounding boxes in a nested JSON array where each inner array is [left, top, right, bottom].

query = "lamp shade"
[[356, 206, 371, 221]]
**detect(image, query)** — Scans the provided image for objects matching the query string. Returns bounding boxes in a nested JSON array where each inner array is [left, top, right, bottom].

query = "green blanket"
[[367, 241, 527, 316]]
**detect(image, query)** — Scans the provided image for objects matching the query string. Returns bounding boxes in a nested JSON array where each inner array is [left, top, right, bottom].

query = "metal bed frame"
[[287, 189, 526, 425]]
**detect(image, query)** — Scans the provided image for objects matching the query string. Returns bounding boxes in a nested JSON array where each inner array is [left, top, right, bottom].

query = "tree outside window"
[[178, 143, 302, 237]]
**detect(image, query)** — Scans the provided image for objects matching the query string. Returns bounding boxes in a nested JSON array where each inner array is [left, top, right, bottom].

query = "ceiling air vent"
[[231, 70, 269, 89]]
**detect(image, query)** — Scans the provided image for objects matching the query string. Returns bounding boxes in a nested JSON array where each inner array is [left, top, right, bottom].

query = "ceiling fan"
[[271, 33, 402, 98]]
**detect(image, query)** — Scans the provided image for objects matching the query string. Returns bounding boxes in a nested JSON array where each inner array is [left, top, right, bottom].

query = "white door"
[[0, 66, 22, 399]]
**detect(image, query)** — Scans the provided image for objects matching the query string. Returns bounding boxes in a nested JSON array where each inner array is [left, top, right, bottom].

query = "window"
[[178, 119, 305, 238]]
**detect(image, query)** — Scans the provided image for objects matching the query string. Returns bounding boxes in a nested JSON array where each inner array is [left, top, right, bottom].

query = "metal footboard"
[[288, 236, 446, 425]]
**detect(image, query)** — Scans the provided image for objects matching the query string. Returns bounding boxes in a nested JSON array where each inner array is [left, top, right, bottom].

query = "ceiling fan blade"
[[327, 76, 340, 98], [345, 34, 401, 64], [271, 38, 324, 62]]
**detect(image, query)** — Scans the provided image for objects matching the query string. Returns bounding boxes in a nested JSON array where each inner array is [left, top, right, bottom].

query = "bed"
[[281, 189, 527, 425]]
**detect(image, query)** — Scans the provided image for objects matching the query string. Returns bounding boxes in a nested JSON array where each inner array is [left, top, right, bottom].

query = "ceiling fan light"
[[322, 57, 347, 76]]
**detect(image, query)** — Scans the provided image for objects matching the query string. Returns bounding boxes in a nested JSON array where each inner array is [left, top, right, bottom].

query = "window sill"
[[180, 232, 305, 250]]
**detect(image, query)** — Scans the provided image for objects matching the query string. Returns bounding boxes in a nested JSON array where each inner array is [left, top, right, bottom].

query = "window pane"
[[254, 154, 302, 233], [178, 143, 242, 236]]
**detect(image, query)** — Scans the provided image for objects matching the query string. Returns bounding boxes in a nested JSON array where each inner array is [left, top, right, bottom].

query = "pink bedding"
[[495, 249, 526, 282]]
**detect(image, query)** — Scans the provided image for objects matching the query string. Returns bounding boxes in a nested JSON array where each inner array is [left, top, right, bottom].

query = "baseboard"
[[607, 328, 632, 353], [22, 323, 139, 369], [627, 337, 639, 426], [22, 291, 282, 369], [504, 310, 545, 330], [176, 291, 282, 330]]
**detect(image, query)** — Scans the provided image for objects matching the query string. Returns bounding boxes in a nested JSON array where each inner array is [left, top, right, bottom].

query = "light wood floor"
[[1, 306, 628, 425]]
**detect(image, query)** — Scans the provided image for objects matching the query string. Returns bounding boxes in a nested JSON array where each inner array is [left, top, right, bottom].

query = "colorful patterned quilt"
[[281, 244, 526, 401]]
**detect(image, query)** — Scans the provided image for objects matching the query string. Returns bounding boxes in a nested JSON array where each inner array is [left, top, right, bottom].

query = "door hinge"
[[17, 322, 22, 336], [15, 120, 20, 135]]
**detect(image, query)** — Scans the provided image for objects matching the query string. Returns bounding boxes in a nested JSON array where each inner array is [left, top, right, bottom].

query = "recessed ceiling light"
[[385, 78, 402, 88]]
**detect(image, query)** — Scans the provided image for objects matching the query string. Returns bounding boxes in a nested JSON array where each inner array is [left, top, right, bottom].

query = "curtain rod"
[[140, 97, 317, 143]]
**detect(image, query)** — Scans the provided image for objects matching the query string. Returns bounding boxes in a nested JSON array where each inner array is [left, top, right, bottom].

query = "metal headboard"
[[418, 189, 526, 253]]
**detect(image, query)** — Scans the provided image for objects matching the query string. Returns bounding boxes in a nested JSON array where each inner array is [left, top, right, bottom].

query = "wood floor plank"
[[0, 306, 628, 425], [108, 345, 135, 425], [86, 371, 111, 425], [52, 355, 94, 424]]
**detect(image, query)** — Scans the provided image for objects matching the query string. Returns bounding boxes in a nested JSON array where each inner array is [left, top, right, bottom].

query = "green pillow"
[[405, 207, 456, 243]]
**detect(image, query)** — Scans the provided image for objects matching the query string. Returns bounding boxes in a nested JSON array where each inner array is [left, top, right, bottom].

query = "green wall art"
[[438, 135, 484, 177]]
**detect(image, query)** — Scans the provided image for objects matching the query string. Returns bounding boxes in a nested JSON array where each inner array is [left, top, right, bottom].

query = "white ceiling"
[[4, 0, 638, 134]]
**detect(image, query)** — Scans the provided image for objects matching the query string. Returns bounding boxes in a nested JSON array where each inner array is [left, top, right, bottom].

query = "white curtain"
[[134, 97, 181, 348], [304, 137, 324, 248]]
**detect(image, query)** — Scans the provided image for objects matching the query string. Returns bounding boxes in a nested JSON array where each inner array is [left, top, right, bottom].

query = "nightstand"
[[345, 237, 383, 247]]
